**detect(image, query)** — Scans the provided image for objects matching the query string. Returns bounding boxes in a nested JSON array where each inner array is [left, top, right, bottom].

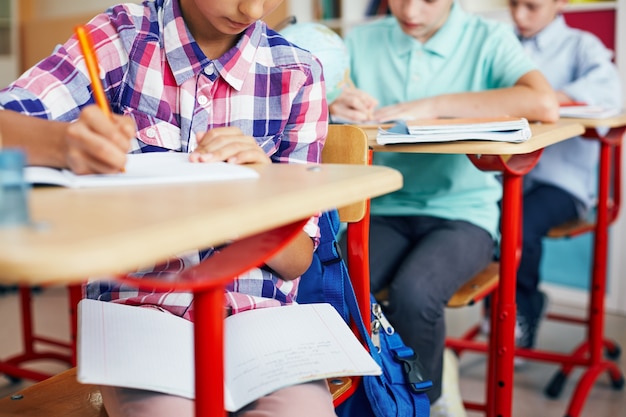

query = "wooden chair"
[[375, 262, 499, 311], [0, 124, 373, 414], [0, 368, 106, 417], [320, 124, 371, 403]]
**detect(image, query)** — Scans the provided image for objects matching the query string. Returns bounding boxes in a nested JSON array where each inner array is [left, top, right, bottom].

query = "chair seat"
[[374, 262, 499, 309], [447, 262, 499, 308], [546, 218, 595, 239], [328, 376, 353, 400], [0, 368, 107, 417]]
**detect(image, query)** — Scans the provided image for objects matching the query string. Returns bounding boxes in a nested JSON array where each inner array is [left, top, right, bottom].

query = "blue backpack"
[[298, 210, 432, 417]]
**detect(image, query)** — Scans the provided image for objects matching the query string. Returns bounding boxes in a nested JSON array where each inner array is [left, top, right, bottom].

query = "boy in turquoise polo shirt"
[[330, 0, 558, 415]]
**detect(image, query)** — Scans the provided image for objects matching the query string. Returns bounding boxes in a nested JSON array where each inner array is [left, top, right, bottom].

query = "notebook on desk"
[[376, 117, 532, 145], [25, 152, 259, 188]]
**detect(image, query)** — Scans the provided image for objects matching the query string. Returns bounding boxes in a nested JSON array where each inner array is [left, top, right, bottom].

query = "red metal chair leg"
[[0, 286, 75, 382], [564, 361, 625, 417]]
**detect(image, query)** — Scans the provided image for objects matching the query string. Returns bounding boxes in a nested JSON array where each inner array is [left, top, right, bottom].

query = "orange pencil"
[[75, 25, 126, 172], [74, 25, 112, 118]]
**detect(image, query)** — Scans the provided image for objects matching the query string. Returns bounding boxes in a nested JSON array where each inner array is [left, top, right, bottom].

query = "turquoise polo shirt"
[[344, 2, 536, 238]]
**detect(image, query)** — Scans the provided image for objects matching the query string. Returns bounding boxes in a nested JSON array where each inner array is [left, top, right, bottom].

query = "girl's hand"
[[65, 105, 135, 174], [190, 127, 270, 165]]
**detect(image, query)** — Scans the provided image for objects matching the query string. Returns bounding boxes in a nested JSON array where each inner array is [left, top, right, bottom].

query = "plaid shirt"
[[1, 0, 327, 317]]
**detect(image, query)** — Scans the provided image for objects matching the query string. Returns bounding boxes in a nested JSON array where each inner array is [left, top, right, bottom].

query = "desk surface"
[[364, 120, 585, 154], [0, 163, 402, 285]]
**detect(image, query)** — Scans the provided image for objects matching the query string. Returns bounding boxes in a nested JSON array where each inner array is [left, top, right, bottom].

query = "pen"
[[75, 25, 112, 118], [75, 25, 125, 172]]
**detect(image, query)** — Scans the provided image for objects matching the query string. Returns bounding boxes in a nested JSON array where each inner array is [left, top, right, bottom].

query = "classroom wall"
[[0, 0, 17, 87], [24, 0, 118, 19]]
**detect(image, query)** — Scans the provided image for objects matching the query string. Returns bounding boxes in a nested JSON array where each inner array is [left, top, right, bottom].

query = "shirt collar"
[[517, 14, 566, 52], [391, 1, 466, 58], [162, 0, 260, 90]]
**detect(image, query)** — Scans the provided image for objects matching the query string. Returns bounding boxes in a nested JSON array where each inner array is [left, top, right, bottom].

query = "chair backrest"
[[322, 124, 372, 334], [310, 124, 371, 403], [322, 124, 370, 223]]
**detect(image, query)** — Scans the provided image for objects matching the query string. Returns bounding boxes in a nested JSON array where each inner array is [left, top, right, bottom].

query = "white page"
[[25, 152, 258, 188], [224, 303, 381, 410], [77, 299, 195, 399], [77, 300, 381, 412]]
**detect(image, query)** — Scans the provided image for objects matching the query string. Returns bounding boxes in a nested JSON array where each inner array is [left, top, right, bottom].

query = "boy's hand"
[[373, 98, 436, 123], [190, 127, 271, 165], [329, 87, 378, 123], [65, 105, 135, 174]]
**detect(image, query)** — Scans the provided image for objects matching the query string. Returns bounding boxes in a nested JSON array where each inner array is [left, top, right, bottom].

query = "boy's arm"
[[0, 107, 134, 173], [557, 35, 623, 109], [265, 231, 315, 281], [373, 69, 559, 123], [0, 110, 69, 167]]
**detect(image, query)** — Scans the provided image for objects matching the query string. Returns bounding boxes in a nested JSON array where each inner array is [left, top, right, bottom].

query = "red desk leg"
[[454, 127, 626, 417], [194, 288, 227, 417], [492, 171, 523, 417], [468, 151, 544, 417]]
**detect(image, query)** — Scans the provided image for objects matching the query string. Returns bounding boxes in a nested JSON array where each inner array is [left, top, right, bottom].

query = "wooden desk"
[[0, 163, 401, 284], [0, 162, 403, 417], [364, 121, 586, 417], [365, 120, 584, 155]]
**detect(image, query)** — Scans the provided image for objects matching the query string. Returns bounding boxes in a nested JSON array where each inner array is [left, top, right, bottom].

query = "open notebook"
[[25, 152, 258, 188], [77, 299, 381, 412]]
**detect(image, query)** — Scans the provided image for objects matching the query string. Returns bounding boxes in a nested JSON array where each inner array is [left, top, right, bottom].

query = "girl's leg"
[[100, 386, 194, 417], [234, 380, 336, 417], [101, 380, 335, 417]]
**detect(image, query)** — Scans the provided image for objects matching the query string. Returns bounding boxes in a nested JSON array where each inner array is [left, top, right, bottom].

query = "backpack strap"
[[316, 210, 349, 322], [340, 256, 432, 412]]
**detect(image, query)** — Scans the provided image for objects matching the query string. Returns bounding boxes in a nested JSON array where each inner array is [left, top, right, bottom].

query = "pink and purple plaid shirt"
[[0, 0, 328, 318]]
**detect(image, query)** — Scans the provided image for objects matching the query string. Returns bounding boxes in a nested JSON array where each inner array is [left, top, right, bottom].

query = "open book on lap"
[[25, 152, 258, 188], [376, 117, 532, 145], [77, 299, 381, 412]]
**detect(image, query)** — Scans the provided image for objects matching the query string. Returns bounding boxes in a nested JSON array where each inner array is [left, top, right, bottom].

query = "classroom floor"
[[446, 301, 626, 417], [0, 286, 625, 416]]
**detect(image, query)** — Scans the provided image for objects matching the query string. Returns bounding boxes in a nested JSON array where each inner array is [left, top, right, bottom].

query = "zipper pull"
[[371, 319, 382, 352], [372, 302, 395, 335]]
